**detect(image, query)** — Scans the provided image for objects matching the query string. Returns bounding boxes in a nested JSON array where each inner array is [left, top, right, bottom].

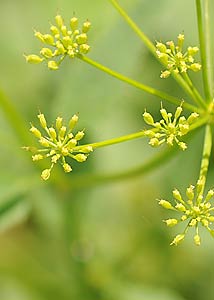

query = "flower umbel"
[[159, 179, 214, 246], [24, 113, 93, 180], [143, 103, 199, 150], [24, 14, 91, 70], [156, 34, 201, 78]]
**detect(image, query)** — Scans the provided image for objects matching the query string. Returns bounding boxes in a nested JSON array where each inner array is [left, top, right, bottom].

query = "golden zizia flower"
[[143, 103, 199, 150], [159, 179, 214, 246], [24, 14, 91, 70], [23, 113, 93, 180], [156, 34, 201, 78]]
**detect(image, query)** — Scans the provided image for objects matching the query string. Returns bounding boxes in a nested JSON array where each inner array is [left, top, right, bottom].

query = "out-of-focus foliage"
[[0, 0, 214, 299]]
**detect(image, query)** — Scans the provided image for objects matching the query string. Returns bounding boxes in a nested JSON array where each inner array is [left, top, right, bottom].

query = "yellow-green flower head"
[[24, 113, 93, 180], [159, 179, 214, 245], [143, 103, 199, 150], [24, 14, 91, 70], [156, 34, 201, 78]]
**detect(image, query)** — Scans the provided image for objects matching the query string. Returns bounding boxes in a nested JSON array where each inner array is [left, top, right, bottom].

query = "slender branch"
[[198, 124, 212, 195], [196, 0, 213, 102], [182, 73, 207, 109], [109, 0, 206, 107], [80, 130, 146, 149], [78, 55, 200, 113]]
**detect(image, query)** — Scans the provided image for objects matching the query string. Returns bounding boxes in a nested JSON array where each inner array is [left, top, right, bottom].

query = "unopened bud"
[[41, 168, 51, 180], [25, 54, 44, 64]]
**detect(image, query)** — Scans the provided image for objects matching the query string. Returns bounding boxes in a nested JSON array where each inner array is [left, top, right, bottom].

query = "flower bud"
[[25, 54, 44, 64], [62, 36, 72, 47], [41, 168, 51, 180], [76, 33, 87, 44], [170, 234, 185, 246], [56, 117, 63, 131], [79, 44, 90, 54], [61, 25, 68, 36], [149, 138, 160, 147], [174, 106, 182, 120], [175, 203, 186, 212], [49, 127, 57, 140], [208, 216, 214, 222], [50, 25, 59, 36], [164, 219, 178, 227], [187, 46, 199, 56], [55, 15, 64, 28], [32, 154, 44, 161], [143, 111, 154, 125], [160, 70, 170, 78], [75, 131, 84, 141], [38, 113, 47, 128], [70, 17, 78, 31], [55, 41, 66, 55], [73, 153, 87, 162], [51, 154, 60, 163], [30, 126, 42, 138], [186, 185, 195, 200], [63, 163, 72, 173], [40, 47, 53, 58], [187, 112, 199, 124], [205, 189, 214, 202], [43, 34, 55, 45], [173, 189, 183, 202], [61, 147, 69, 156], [80, 146, 93, 153], [156, 42, 167, 53], [194, 234, 201, 246], [178, 141, 187, 151], [158, 199, 174, 210], [48, 60, 59, 70], [59, 126, 67, 139], [190, 63, 201, 72], [34, 31, 45, 42], [189, 218, 197, 227], [82, 20, 91, 33], [66, 139, 77, 149], [39, 137, 50, 147], [69, 114, 78, 130]]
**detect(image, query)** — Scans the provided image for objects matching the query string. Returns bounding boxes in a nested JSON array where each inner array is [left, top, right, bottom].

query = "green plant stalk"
[[198, 124, 212, 196], [73, 130, 146, 153], [78, 55, 200, 113], [109, 0, 206, 107], [182, 72, 207, 109], [196, 0, 213, 102]]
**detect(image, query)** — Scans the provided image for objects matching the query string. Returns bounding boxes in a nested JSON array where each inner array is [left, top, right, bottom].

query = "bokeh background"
[[0, 0, 214, 299]]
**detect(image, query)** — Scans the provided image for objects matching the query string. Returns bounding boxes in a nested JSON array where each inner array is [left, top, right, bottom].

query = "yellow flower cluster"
[[143, 104, 199, 150], [24, 14, 91, 70], [24, 113, 93, 180], [159, 179, 214, 246], [156, 34, 201, 78]]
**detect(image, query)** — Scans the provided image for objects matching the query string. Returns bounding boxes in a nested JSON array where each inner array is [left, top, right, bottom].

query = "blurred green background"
[[0, 0, 214, 299]]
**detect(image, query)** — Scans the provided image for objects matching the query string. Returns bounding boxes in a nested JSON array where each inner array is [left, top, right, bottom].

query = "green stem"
[[196, 0, 213, 102], [78, 55, 200, 112], [109, 0, 205, 107], [82, 130, 146, 149], [198, 124, 212, 195], [182, 72, 207, 109]]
